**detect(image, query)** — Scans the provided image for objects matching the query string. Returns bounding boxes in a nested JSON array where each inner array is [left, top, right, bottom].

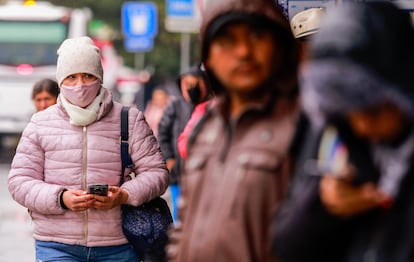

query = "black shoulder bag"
[[120, 106, 173, 262]]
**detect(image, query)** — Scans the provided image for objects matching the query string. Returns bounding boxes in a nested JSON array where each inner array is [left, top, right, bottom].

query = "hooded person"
[[176, 65, 210, 105], [272, 2, 414, 261], [157, 64, 210, 224], [176, 64, 213, 161], [166, 0, 300, 261], [8, 36, 169, 261]]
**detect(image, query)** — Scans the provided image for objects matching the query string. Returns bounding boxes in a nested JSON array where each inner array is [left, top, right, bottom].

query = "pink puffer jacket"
[[8, 90, 169, 247]]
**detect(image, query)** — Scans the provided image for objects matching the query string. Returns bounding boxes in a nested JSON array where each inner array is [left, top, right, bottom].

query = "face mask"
[[61, 80, 101, 108], [187, 84, 202, 105]]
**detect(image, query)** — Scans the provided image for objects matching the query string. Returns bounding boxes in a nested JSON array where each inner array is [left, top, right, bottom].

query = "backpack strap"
[[120, 106, 135, 185]]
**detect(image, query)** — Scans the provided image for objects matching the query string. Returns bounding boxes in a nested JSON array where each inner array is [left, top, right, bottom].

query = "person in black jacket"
[[157, 66, 210, 223], [272, 2, 414, 261]]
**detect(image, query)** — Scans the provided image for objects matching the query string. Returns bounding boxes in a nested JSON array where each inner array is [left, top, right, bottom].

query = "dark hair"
[[32, 78, 59, 100]]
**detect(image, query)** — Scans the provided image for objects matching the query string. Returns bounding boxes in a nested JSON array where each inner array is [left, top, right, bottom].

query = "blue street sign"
[[122, 2, 158, 38], [124, 36, 154, 52], [166, 0, 194, 17]]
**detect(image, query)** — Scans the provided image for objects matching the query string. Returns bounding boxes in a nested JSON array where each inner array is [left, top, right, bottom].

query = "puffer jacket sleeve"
[[8, 116, 65, 215], [122, 107, 169, 206]]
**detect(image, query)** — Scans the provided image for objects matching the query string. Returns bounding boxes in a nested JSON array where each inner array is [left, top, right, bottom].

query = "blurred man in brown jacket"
[[166, 0, 300, 261]]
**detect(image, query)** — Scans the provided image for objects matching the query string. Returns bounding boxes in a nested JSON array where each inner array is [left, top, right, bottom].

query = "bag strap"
[[120, 106, 135, 185]]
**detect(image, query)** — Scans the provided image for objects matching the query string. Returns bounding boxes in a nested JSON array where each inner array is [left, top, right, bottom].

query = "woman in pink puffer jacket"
[[8, 36, 169, 262]]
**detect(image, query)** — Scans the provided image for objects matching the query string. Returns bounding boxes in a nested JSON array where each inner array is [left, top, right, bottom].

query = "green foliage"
[[47, 0, 200, 84]]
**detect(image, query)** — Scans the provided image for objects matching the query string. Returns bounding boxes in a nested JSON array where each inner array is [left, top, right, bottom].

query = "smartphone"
[[88, 184, 108, 196], [306, 126, 349, 176], [319, 126, 349, 172]]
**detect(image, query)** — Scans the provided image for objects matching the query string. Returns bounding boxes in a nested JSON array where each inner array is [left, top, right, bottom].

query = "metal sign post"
[[165, 0, 204, 73]]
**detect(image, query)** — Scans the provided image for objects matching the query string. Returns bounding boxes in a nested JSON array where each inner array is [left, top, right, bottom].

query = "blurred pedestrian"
[[8, 36, 169, 262], [32, 78, 59, 112], [157, 65, 210, 223], [144, 86, 170, 137], [272, 2, 414, 261], [177, 97, 215, 160], [290, 7, 325, 62], [176, 64, 214, 158], [166, 0, 300, 260], [285, 7, 326, 163]]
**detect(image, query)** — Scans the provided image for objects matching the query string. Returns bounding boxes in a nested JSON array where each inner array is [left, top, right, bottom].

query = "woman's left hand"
[[92, 186, 129, 210]]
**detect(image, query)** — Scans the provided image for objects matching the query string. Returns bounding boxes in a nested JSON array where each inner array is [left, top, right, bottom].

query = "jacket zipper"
[[82, 126, 88, 244], [219, 121, 233, 162]]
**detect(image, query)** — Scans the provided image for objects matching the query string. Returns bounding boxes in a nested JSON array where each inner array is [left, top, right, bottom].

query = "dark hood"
[[200, 0, 299, 96], [176, 65, 205, 92], [301, 1, 414, 128]]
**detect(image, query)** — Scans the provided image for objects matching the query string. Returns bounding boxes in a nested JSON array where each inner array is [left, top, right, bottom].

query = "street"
[[0, 146, 34, 262]]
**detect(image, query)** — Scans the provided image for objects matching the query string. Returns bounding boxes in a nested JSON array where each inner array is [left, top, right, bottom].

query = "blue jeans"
[[35, 240, 137, 262], [170, 184, 181, 224]]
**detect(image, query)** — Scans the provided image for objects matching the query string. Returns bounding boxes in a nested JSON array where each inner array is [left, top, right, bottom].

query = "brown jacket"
[[167, 0, 299, 261], [167, 95, 298, 261]]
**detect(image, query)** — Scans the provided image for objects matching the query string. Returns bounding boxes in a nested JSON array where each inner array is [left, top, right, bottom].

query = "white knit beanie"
[[56, 36, 103, 86]]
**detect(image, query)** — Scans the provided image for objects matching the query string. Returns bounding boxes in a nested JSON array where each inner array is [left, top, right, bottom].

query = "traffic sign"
[[124, 36, 154, 52], [165, 0, 203, 32], [167, 0, 194, 17], [121, 2, 158, 38]]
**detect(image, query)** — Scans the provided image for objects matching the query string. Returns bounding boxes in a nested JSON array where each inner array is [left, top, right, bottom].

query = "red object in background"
[[16, 64, 33, 75]]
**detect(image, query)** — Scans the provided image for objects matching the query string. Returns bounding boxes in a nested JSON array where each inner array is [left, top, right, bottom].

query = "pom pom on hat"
[[56, 36, 103, 86]]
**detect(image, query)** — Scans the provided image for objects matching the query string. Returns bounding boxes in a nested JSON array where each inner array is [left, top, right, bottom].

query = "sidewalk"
[[0, 165, 35, 262]]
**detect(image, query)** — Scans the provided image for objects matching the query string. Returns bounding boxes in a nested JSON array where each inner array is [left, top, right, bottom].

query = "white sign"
[[165, 0, 206, 33]]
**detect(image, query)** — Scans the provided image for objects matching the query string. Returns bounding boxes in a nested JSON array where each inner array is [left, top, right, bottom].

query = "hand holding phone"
[[88, 184, 108, 196], [320, 175, 389, 217]]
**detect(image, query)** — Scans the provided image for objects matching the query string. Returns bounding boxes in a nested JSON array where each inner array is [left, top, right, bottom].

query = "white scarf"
[[61, 87, 106, 126]]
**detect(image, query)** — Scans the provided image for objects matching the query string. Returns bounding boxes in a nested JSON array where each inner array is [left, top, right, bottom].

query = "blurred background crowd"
[[0, 0, 412, 150]]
